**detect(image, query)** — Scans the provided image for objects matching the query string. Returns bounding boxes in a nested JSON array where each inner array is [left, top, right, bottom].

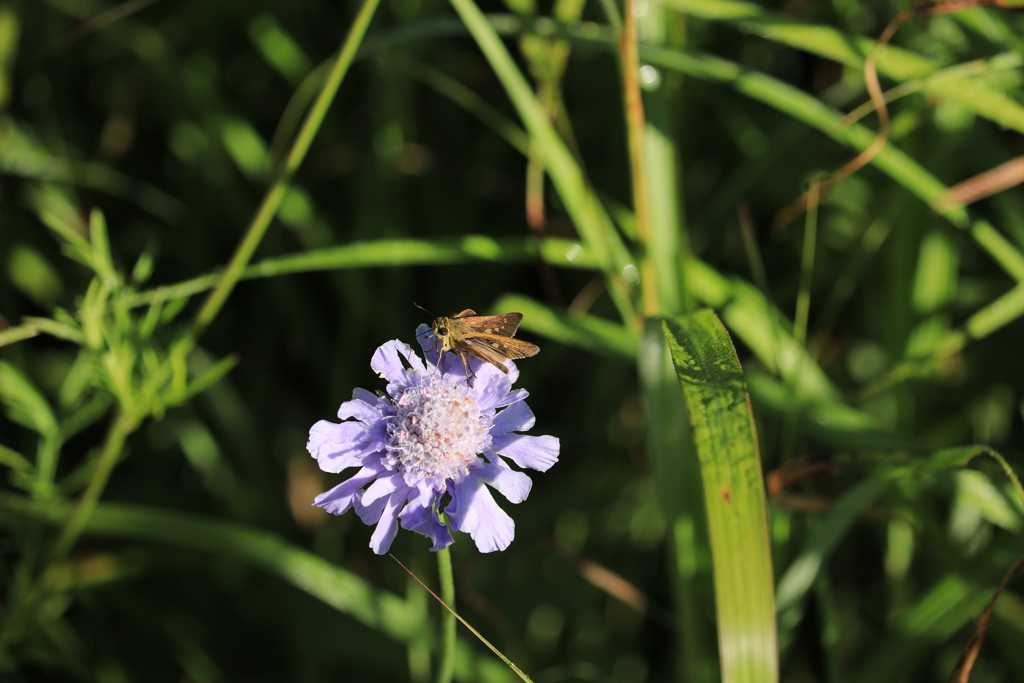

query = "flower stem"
[[435, 545, 457, 683]]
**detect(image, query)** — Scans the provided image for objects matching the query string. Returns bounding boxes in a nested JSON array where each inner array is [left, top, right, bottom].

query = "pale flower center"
[[385, 380, 492, 485]]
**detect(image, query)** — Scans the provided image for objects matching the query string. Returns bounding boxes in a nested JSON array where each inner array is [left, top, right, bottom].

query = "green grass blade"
[[637, 45, 967, 227], [665, 0, 930, 78], [776, 477, 890, 625], [637, 0, 687, 317], [362, 15, 968, 228], [124, 236, 598, 308], [688, 260, 840, 401], [189, 0, 383, 338], [400, 60, 530, 156], [665, 0, 1024, 135], [971, 220, 1024, 283], [0, 495, 424, 642], [746, 373, 909, 450], [447, 0, 638, 326], [662, 310, 777, 683]]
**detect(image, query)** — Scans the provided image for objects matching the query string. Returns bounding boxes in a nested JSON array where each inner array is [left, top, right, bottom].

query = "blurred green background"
[[2, 0, 1024, 681]]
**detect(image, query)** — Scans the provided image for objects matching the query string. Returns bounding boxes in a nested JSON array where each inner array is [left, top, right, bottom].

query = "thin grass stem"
[[794, 179, 820, 350], [620, 0, 657, 315]]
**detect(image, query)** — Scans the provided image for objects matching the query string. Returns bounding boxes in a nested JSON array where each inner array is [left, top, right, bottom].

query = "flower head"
[[308, 326, 559, 554]]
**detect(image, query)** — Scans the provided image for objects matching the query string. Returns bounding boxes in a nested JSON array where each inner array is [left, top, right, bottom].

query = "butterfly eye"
[[438, 326, 448, 335]]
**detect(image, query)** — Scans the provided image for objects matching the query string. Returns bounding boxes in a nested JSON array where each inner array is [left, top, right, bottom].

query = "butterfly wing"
[[453, 312, 524, 337], [461, 333, 539, 366]]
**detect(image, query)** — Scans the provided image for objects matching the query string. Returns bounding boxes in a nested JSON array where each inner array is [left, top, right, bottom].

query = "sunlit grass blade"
[[124, 236, 598, 309], [619, 0, 689, 317], [636, 46, 967, 227], [664, 0, 929, 77], [188, 0, 383, 339], [1, 123, 186, 224], [866, 283, 1024, 395], [687, 259, 840, 401], [971, 220, 1024, 282], [662, 310, 777, 683], [361, 15, 970, 228], [0, 495, 423, 641], [746, 372, 910, 450], [776, 477, 890, 636], [448, 0, 638, 327], [0, 317, 84, 349], [399, 60, 530, 156], [664, 0, 1024, 135]]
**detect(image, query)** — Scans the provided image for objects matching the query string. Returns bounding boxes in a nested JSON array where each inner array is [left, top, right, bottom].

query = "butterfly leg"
[[433, 347, 445, 377], [459, 352, 477, 385]]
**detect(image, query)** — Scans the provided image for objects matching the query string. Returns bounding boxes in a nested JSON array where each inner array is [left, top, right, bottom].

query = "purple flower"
[[308, 326, 559, 554]]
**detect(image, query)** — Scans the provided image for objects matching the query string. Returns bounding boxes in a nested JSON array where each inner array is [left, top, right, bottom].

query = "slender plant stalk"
[[435, 546, 457, 683], [782, 179, 820, 460], [48, 411, 138, 560], [619, 0, 657, 316], [189, 0, 382, 340], [794, 178, 820, 349]]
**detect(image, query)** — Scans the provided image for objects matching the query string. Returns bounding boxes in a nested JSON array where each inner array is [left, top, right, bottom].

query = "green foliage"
[[661, 311, 777, 683], [1, 0, 1024, 681]]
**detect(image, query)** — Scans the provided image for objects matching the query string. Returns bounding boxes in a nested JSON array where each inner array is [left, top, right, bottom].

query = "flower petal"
[[472, 353, 519, 385], [495, 388, 529, 409], [369, 489, 408, 554], [313, 465, 381, 515], [307, 420, 374, 473], [468, 367, 514, 411], [415, 324, 444, 368], [447, 476, 515, 553], [491, 433, 559, 472], [355, 474, 405, 524], [337, 389, 383, 422], [371, 339, 426, 388], [491, 399, 535, 434], [361, 474, 401, 508], [400, 485, 453, 551], [477, 461, 532, 504]]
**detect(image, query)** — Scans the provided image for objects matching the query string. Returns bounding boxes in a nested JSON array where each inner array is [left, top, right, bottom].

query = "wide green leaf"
[[662, 310, 777, 683]]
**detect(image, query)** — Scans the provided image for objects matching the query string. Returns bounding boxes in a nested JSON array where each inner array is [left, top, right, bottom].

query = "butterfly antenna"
[[413, 302, 437, 318]]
